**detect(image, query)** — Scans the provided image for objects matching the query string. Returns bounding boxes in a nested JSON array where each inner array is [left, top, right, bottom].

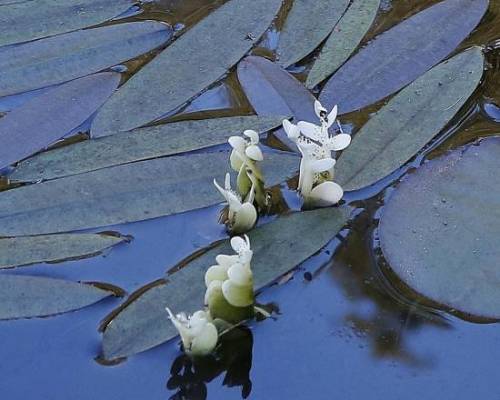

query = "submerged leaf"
[[101, 207, 351, 360], [0, 233, 126, 269], [0, 152, 298, 236], [0, 275, 120, 320], [319, 0, 489, 114], [336, 47, 484, 191], [0, 72, 121, 171], [0, 22, 172, 97], [379, 137, 500, 320], [11, 116, 286, 182], [0, 0, 134, 47], [91, 0, 282, 137]]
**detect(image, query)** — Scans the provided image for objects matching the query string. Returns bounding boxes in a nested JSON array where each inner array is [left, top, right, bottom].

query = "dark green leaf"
[[0, 0, 134, 47], [379, 137, 500, 319], [276, 0, 350, 68], [306, 0, 380, 89], [319, 0, 488, 114], [11, 116, 286, 182], [90, 0, 282, 137], [0, 22, 171, 97], [101, 207, 351, 360], [0, 233, 127, 269], [336, 47, 484, 191]]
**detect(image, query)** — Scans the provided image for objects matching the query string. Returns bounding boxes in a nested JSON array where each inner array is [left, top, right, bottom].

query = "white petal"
[[228, 136, 246, 151], [310, 158, 336, 173], [282, 119, 300, 141], [213, 178, 229, 201], [222, 280, 254, 307], [309, 181, 344, 205], [314, 100, 327, 119], [230, 150, 244, 172], [226, 191, 243, 213], [297, 121, 321, 140], [205, 264, 229, 287], [166, 307, 192, 349], [326, 105, 338, 128], [243, 129, 259, 144], [230, 236, 247, 253], [245, 144, 263, 161], [224, 172, 231, 190], [231, 202, 257, 233], [204, 280, 223, 305], [228, 263, 253, 286], [190, 322, 218, 356], [215, 254, 239, 267], [331, 134, 351, 151]]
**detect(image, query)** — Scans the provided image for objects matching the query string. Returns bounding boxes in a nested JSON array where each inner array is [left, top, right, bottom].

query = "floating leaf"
[[306, 0, 380, 89], [0, 233, 127, 269], [0, 73, 120, 171], [101, 207, 351, 360], [0, 151, 298, 236], [91, 0, 282, 137], [0, 275, 121, 320], [276, 0, 350, 68], [335, 47, 484, 191], [319, 0, 489, 114], [0, 0, 134, 47], [11, 116, 286, 182], [379, 137, 500, 320], [0, 22, 171, 97]]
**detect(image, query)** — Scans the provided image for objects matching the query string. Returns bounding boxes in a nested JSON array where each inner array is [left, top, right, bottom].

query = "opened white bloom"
[[166, 308, 218, 356], [214, 173, 257, 234]]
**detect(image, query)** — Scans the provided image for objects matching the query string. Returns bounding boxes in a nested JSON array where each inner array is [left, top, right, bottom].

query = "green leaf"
[[0, 233, 127, 269], [0, 21, 172, 97], [379, 137, 500, 320], [10, 116, 287, 183], [336, 47, 484, 191], [101, 207, 351, 360], [306, 0, 380, 89], [0, 0, 134, 47], [276, 0, 350, 68], [0, 72, 121, 171], [0, 275, 121, 320], [0, 151, 298, 236], [90, 0, 282, 137], [319, 0, 489, 114]]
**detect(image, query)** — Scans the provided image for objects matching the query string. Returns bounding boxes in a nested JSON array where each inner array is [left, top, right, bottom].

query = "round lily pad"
[[379, 137, 500, 319]]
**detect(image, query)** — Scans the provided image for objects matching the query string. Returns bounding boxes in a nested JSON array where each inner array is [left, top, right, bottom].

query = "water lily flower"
[[166, 308, 218, 356], [214, 173, 257, 234]]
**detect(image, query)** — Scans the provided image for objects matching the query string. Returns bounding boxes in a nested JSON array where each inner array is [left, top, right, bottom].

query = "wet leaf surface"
[[91, 0, 282, 137], [101, 206, 351, 360], [379, 137, 500, 319], [0, 233, 127, 269], [0, 72, 121, 171], [0, 275, 120, 320], [319, 0, 489, 114], [336, 47, 484, 191], [0, 151, 298, 236], [0, 0, 134, 47], [0, 21, 172, 97]]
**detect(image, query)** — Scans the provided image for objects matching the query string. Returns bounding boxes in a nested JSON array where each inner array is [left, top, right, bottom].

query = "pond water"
[[1, 0, 500, 399]]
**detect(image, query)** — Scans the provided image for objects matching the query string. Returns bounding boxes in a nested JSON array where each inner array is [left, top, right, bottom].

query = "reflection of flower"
[[166, 308, 218, 357]]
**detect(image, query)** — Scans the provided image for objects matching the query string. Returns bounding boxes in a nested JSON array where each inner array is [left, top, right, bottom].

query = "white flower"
[[214, 173, 257, 233], [166, 308, 218, 356]]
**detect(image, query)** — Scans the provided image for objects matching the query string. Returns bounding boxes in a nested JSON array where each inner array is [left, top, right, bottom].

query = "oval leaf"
[[0, 233, 126, 269], [379, 137, 500, 319], [0, 151, 298, 236], [10, 116, 286, 182], [0, 275, 120, 320], [306, 0, 380, 89], [90, 0, 282, 137], [276, 0, 350, 68], [0, 0, 134, 47], [0, 21, 172, 97], [0, 72, 121, 171], [319, 0, 489, 114], [335, 47, 484, 191], [101, 206, 351, 360]]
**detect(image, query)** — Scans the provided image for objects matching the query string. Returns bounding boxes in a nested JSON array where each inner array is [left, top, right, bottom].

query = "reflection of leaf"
[[0, 0, 134, 47], [0, 72, 120, 171], [91, 0, 282, 137], [11, 116, 286, 183], [0, 275, 121, 320], [0, 233, 127, 269], [100, 207, 350, 361], [276, 0, 349, 68], [379, 137, 500, 320], [319, 0, 489, 114], [306, 0, 380, 89], [0, 22, 172, 97], [0, 151, 298, 236], [335, 47, 484, 191]]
